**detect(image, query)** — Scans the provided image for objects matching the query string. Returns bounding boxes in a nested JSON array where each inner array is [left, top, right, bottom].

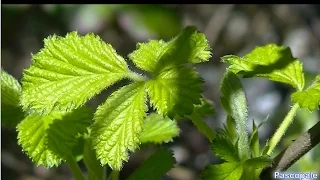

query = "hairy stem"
[[260, 121, 320, 180], [66, 154, 84, 180], [127, 72, 147, 82], [187, 112, 216, 141], [267, 103, 300, 155]]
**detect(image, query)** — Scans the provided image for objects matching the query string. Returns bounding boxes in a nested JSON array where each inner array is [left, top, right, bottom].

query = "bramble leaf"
[[147, 67, 203, 119], [211, 135, 239, 162], [202, 162, 243, 180], [1, 69, 25, 127], [1, 69, 21, 106], [127, 147, 175, 180], [128, 26, 211, 74], [221, 44, 305, 91], [243, 155, 272, 169], [291, 75, 320, 111], [17, 108, 92, 167], [1, 105, 25, 127], [91, 82, 147, 170], [140, 113, 180, 144], [250, 120, 259, 158], [21, 31, 129, 114], [220, 71, 250, 160], [193, 97, 215, 117]]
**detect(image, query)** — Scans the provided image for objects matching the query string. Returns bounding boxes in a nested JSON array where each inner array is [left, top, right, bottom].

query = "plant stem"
[[111, 170, 119, 180], [187, 113, 216, 141], [260, 121, 320, 180], [266, 103, 300, 155], [127, 72, 147, 82], [66, 154, 84, 180]]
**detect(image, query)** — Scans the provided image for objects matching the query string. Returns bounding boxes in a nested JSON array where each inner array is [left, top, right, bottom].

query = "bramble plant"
[[1, 26, 319, 180]]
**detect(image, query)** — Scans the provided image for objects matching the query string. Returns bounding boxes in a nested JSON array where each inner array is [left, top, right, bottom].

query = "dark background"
[[2, 4, 320, 180]]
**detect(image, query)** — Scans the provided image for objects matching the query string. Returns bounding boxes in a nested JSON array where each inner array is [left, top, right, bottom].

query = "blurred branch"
[[204, 4, 234, 48], [260, 120, 320, 180]]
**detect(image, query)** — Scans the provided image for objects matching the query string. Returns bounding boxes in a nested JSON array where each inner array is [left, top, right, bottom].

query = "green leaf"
[[193, 97, 215, 117], [202, 162, 243, 180], [1, 69, 25, 127], [211, 135, 239, 162], [91, 82, 147, 170], [147, 67, 203, 118], [1, 69, 21, 106], [1, 104, 25, 127], [17, 108, 92, 167], [21, 31, 129, 114], [249, 120, 259, 158], [46, 108, 93, 158], [140, 113, 180, 144], [291, 75, 320, 111], [220, 71, 250, 160], [127, 147, 175, 180], [128, 40, 166, 73], [129, 26, 211, 74], [221, 44, 305, 91], [243, 155, 272, 169], [225, 116, 238, 144]]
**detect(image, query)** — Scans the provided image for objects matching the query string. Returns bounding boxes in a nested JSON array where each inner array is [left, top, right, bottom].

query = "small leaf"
[[1, 69, 21, 106], [220, 71, 250, 160], [127, 147, 175, 180], [147, 67, 203, 119], [211, 135, 239, 162], [47, 108, 93, 158], [243, 155, 272, 169], [193, 97, 215, 117], [225, 116, 238, 144], [140, 113, 180, 144], [129, 26, 211, 74], [249, 120, 259, 158], [128, 40, 166, 73], [1, 104, 25, 127], [291, 75, 320, 111], [21, 31, 129, 114], [222, 44, 305, 91], [91, 82, 147, 170], [1, 69, 25, 127], [202, 162, 243, 180], [17, 108, 92, 167]]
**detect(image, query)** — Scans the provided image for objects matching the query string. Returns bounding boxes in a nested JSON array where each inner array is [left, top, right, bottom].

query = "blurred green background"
[[1, 4, 320, 180]]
